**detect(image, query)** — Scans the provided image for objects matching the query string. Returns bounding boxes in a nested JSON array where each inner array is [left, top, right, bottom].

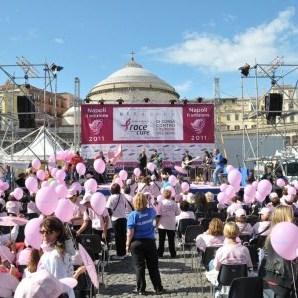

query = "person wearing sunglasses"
[[38, 216, 85, 298]]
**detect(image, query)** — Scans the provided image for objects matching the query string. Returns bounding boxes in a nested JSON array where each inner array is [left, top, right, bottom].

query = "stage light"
[[239, 63, 250, 77], [117, 98, 124, 105], [144, 97, 150, 103], [50, 63, 63, 72]]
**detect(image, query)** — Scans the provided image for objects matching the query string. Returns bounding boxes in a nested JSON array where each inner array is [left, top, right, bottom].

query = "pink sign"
[[81, 104, 214, 144]]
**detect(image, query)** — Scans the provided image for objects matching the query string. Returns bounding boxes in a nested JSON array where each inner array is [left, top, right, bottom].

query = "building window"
[[226, 125, 230, 131], [289, 102, 294, 109], [235, 114, 239, 121], [226, 114, 230, 121], [290, 115, 295, 122], [252, 125, 257, 129], [234, 125, 240, 130]]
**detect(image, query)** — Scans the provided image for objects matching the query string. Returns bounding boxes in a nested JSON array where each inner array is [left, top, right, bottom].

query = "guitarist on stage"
[[181, 150, 193, 170]]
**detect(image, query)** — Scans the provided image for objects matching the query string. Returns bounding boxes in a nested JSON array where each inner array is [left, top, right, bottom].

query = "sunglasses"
[[40, 229, 54, 235]]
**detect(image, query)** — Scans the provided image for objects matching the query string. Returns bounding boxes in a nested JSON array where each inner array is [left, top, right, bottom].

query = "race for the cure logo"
[[88, 119, 103, 135], [120, 118, 149, 135], [191, 118, 206, 134]]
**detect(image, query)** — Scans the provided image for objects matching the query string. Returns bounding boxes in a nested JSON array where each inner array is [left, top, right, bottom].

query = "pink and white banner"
[[81, 104, 214, 162]]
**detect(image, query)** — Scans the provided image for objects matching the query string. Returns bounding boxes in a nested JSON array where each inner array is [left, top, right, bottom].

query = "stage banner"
[[81, 104, 214, 144], [81, 104, 214, 162]]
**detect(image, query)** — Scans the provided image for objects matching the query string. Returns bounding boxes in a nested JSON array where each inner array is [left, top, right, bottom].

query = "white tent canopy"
[[3, 126, 65, 164]]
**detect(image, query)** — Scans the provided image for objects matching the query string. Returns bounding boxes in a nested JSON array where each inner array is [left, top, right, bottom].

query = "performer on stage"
[[138, 148, 147, 176], [150, 149, 163, 171], [202, 150, 213, 183], [181, 150, 193, 170], [212, 148, 225, 186]]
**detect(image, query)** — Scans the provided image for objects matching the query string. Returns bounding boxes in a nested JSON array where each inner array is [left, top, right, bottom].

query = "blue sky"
[[0, 0, 297, 100]]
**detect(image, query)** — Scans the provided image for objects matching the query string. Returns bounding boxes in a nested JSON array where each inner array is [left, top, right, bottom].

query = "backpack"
[[222, 157, 228, 165]]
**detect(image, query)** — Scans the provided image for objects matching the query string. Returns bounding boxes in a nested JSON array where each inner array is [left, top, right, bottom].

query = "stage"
[[97, 183, 224, 196]]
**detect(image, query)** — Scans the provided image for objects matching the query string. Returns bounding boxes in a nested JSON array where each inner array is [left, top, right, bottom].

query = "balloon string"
[[291, 261, 297, 298]]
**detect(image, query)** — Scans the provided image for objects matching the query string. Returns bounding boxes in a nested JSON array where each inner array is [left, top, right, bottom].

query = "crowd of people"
[[0, 149, 297, 297]]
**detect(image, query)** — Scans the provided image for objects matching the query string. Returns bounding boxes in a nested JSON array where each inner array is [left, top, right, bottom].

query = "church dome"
[[87, 58, 179, 104]]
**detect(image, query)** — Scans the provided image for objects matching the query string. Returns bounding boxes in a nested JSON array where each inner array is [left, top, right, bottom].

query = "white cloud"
[[145, 7, 297, 72], [174, 80, 193, 93], [53, 37, 64, 44]]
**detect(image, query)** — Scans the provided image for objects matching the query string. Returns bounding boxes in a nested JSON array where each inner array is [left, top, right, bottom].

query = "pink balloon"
[[24, 218, 43, 249], [25, 177, 38, 193], [90, 192, 106, 215], [13, 187, 23, 200], [276, 178, 286, 188], [287, 186, 297, 196], [36, 169, 46, 181], [220, 183, 228, 192], [2, 181, 9, 191], [181, 182, 190, 192], [55, 198, 75, 222], [271, 222, 298, 261], [76, 163, 86, 176], [94, 158, 106, 174], [119, 170, 128, 181], [226, 165, 234, 174], [50, 168, 57, 178], [35, 186, 59, 215], [133, 168, 141, 177], [252, 181, 258, 189], [168, 175, 178, 186], [217, 192, 227, 204], [258, 179, 272, 196], [31, 158, 41, 170], [224, 185, 236, 200], [55, 169, 66, 183], [84, 178, 98, 193], [255, 191, 266, 203], [147, 162, 156, 173], [70, 182, 82, 193], [41, 181, 49, 188], [244, 194, 254, 204], [55, 184, 68, 198], [17, 247, 32, 266], [244, 185, 256, 197], [228, 169, 242, 186]]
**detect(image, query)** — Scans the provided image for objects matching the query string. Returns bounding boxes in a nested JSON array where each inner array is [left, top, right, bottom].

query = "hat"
[[258, 207, 271, 215], [269, 192, 279, 200], [126, 179, 132, 185], [14, 269, 77, 298], [234, 208, 246, 217], [5, 201, 18, 215], [151, 175, 156, 181], [0, 245, 15, 263], [80, 192, 92, 205]]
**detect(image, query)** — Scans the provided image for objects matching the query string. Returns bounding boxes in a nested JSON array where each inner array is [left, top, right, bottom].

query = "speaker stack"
[[265, 93, 283, 124]]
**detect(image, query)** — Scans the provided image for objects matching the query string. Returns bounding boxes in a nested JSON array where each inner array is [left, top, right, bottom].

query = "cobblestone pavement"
[[96, 248, 212, 298]]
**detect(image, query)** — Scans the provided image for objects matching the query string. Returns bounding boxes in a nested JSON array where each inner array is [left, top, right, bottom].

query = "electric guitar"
[[181, 156, 200, 169]]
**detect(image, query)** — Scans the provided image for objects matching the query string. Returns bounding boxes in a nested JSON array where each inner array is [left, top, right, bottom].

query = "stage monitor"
[[17, 96, 36, 128]]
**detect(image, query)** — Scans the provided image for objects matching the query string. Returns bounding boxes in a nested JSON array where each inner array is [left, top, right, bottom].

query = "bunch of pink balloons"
[[36, 169, 46, 181], [25, 177, 38, 193], [256, 179, 272, 202], [31, 158, 41, 170], [35, 186, 59, 215], [12, 187, 23, 200]]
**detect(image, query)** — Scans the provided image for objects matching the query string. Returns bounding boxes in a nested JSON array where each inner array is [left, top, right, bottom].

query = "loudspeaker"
[[17, 96, 36, 128], [265, 93, 283, 123]]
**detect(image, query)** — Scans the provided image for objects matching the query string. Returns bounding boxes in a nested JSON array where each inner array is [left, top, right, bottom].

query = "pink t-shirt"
[[157, 199, 180, 230], [214, 242, 252, 271], [196, 232, 224, 252]]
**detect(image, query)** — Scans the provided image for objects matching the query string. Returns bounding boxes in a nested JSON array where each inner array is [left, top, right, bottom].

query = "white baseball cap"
[[234, 208, 246, 217], [258, 207, 271, 215], [269, 192, 279, 200]]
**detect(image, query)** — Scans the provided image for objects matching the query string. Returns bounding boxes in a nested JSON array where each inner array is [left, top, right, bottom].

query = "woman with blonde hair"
[[126, 193, 164, 295], [213, 221, 252, 271], [196, 218, 224, 252], [261, 205, 297, 298]]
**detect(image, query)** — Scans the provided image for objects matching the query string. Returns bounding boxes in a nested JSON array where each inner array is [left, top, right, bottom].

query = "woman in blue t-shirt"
[[126, 193, 164, 295]]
